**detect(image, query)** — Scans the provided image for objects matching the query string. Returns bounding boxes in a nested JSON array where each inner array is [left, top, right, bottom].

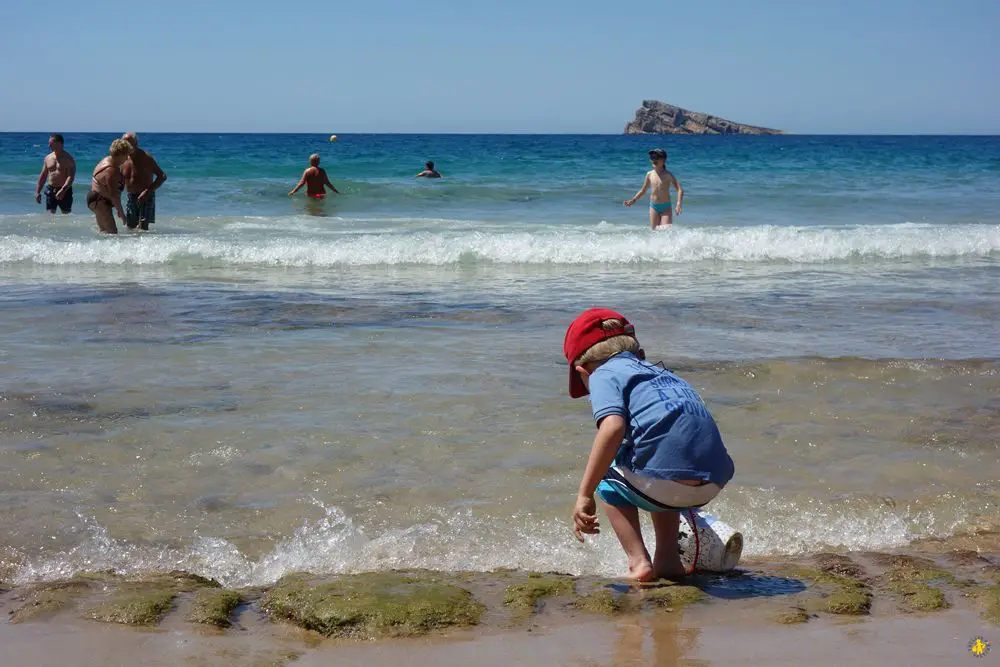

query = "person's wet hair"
[[426, 161, 434, 170], [50, 133, 64, 145]]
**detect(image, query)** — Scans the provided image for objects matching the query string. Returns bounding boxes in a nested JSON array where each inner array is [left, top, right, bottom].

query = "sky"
[[2, 0, 998, 134]]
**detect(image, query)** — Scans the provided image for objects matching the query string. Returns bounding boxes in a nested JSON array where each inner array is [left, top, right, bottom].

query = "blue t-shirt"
[[588, 352, 735, 487]]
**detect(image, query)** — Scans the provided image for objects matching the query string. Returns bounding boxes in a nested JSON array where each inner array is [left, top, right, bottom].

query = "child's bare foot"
[[652, 555, 686, 582], [653, 565, 687, 582], [627, 558, 656, 582]]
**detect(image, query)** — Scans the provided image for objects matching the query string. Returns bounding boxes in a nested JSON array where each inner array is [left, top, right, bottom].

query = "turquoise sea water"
[[0, 133, 998, 585]]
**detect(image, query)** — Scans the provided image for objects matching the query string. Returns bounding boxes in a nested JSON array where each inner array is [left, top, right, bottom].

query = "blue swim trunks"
[[650, 200, 672, 214], [44, 184, 72, 213], [597, 466, 722, 512]]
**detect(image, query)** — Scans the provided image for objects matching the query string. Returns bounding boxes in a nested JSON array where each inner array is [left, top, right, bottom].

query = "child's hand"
[[675, 203, 683, 215], [623, 199, 634, 207], [573, 494, 600, 542]]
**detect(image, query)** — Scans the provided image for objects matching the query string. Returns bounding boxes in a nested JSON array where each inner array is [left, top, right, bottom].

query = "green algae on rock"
[[887, 581, 949, 611], [503, 575, 576, 616], [83, 586, 177, 625], [981, 583, 1000, 625], [812, 553, 866, 579], [870, 554, 954, 583], [572, 589, 631, 615], [639, 583, 705, 610], [774, 607, 811, 625], [187, 589, 243, 627], [9, 581, 91, 623], [261, 572, 485, 639], [780, 566, 872, 616]]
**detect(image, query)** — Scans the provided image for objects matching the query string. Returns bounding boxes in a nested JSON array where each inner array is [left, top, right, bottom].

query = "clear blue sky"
[[2, 0, 997, 133]]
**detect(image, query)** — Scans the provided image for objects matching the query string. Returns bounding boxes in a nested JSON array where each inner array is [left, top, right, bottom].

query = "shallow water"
[[1, 134, 998, 585]]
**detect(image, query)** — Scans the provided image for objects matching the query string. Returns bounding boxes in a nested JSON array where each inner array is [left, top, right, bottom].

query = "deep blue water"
[[1, 133, 999, 226]]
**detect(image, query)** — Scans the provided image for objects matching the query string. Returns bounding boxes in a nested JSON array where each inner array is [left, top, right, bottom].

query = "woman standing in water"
[[86, 138, 133, 234]]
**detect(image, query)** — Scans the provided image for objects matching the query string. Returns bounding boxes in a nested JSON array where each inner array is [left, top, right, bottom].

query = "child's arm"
[[623, 173, 651, 207], [670, 171, 684, 214], [573, 415, 626, 542]]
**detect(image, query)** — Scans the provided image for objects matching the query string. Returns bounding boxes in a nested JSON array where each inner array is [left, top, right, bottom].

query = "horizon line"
[[3, 131, 1000, 137]]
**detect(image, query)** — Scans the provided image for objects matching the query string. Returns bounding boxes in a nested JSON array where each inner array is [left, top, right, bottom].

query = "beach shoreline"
[[3, 530, 998, 667]]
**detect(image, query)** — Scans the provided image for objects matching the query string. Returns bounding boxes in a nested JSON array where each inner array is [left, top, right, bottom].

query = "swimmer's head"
[[49, 133, 64, 150], [426, 161, 434, 170], [648, 148, 667, 165], [309, 154, 320, 166], [109, 138, 134, 164], [123, 132, 139, 148]]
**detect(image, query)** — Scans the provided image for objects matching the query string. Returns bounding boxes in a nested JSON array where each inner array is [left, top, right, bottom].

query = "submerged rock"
[[778, 565, 872, 615], [624, 101, 783, 135], [572, 590, 632, 615], [261, 572, 486, 639], [9, 581, 92, 623], [981, 583, 1000, 625], [773, 607, 811, 624], [83, 585, 177, 626], [503, 574, 576, 618], [187, 589, 243, 627]]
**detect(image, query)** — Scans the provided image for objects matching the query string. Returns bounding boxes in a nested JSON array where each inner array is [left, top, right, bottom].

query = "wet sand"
[[2, 534, 998, 667], [0, 593, 990, 667]]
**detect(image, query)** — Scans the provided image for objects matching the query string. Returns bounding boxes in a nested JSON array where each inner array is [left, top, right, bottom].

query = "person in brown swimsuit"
[[87, 139, 133, 235]]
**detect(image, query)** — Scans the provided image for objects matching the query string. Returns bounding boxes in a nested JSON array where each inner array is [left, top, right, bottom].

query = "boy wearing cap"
[[564, 308, 734, 581], [624, 148, 683, 229]]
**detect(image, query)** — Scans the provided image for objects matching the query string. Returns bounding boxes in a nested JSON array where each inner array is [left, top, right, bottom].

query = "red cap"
[[563, 308, 635, 398]]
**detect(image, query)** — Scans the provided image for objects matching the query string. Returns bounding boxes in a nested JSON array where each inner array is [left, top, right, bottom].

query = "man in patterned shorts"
[[121, 132, 167, 230]]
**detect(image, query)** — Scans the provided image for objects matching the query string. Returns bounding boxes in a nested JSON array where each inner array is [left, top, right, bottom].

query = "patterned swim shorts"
[[125, 192, 156, 228]]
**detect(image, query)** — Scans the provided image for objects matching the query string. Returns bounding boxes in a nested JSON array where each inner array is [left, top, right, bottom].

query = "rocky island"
[[625, 100, 784, 135]]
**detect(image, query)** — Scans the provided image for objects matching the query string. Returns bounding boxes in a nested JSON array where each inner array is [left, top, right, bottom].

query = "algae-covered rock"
[[196, 648, 303, 667], [261, 572, 485, 639], [824, 582, 872, 615], [813, 553, 866, 579], [774, 607, 811, 625], [83, 585, 177, 625], [9, 581, 91, 623], [982, 583, 1000, 625], [887, 581, 949, 611], [870, 554, 953, 583], [947, 550, 992, 567], [187, 589, 243, 627], [573, 590, 631, 615], [640, 583, 705, 610], [503, 575, 576, 616], [149, 570, 221, 591], [781, 566, 872, 616]]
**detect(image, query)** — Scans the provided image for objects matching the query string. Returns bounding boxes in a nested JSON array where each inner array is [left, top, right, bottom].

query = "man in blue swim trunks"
[[624, 148, 684, 229], [564, 308, 734, 581], [35, 134, 76, 214]]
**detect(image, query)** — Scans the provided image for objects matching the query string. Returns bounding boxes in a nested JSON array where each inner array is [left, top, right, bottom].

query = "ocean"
[[0, 133, 998, 587]]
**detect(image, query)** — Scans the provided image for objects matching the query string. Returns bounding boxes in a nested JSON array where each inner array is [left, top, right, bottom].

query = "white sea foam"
[[13, 491, 971, 587], [0, 223, 998, 267]]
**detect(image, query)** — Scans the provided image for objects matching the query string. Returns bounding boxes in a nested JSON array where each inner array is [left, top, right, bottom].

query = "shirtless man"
[[35, 133, 76, 214], [416, 161, 442, 178], [288, 154, 340, 198], [120, 132, 167, 230], [624, 148, 684, 229]]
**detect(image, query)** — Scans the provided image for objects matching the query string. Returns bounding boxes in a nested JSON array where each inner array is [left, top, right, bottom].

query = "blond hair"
[[575, 318, 641, 366], [109, 138, 133, 159]]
